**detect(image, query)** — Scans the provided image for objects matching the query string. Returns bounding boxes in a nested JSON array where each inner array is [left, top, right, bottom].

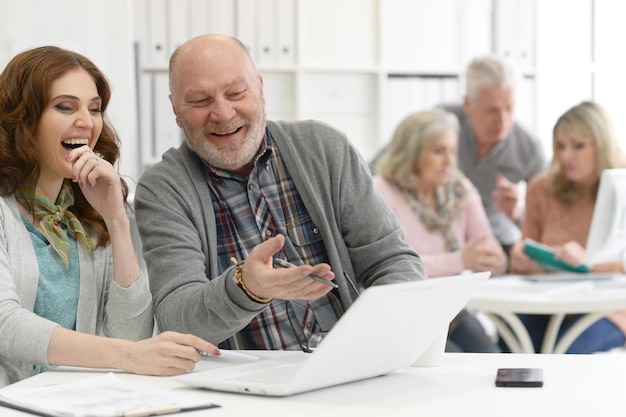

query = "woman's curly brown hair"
[[0, 45, 128, 247]]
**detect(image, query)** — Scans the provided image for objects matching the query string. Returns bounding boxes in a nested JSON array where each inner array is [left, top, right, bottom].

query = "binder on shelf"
[[168, 0, 190, 55], [147, 0, 168, 65], [493, 0, 516, 61], [440, 77, 460, 103], [276, 0, 295, 65], [257, 0, 277, 65], [515, 0, 535, 67], [137, 72, 154, 171], [406, 77, 447, 113], [235, 0, 257, 60], [132, 0, 149, 65], [188, 0, 209, 38], [420, 78, 443, 110], [256, 0, 296, 66], [386, 77, 412, 143], [458, 0, 492, 64], [208, 0, 235, 35], [385, 75, 461, 144], [153, 73, 183, 160], [493, 0, 535, 67], [405, 77, 426, 112]]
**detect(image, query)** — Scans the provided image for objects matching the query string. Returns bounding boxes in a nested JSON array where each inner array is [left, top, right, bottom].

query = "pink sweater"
[[373, 176, 502, 277]]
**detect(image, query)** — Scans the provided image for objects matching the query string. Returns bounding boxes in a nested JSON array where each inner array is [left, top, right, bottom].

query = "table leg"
[[541, 313, 565, 354], [483, 312, 535, 353], [552, 312, 606, 354]]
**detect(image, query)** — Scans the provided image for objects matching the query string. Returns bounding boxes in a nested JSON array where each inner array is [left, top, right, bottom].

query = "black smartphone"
[[495, 368, 543, 387]]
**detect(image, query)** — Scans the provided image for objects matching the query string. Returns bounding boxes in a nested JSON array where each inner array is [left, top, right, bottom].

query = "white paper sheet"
[[0, 373, 218, 417]]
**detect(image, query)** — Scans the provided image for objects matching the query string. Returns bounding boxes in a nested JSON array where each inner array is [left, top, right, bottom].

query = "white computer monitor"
[[585, 168, 626, 266]]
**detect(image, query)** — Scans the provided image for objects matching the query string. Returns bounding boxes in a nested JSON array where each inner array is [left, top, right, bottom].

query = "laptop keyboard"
[[228, 363, 301, 384]]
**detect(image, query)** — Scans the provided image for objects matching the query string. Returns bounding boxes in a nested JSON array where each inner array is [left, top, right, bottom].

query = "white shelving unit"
[[3, 0, 616, 182], [133, 0, 540, 172]]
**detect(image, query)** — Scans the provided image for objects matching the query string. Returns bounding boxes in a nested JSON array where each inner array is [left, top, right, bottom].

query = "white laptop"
[[175, 271, 491, 396]]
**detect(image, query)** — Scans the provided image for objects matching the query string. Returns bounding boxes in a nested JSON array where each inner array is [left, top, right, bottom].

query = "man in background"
[[371, 55, 546, 254]]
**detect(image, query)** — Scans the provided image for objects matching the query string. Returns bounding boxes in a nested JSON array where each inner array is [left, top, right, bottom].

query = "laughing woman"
[[0, 46, 219, 386]]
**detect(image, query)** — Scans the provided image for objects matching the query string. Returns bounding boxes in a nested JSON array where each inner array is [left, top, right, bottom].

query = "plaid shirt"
[[204, 131, 342, 350]]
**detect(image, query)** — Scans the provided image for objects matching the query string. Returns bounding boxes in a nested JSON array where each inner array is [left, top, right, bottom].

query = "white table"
[[2, 352, 625, 417], [467, 274, 626, 353]]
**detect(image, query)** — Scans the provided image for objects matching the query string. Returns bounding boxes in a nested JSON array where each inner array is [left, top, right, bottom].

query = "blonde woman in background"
[[374, 108, 506, 352], [509, 101, 626, 353]]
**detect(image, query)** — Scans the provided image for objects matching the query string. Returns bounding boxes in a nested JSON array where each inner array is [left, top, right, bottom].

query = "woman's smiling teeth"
[[62, 138, 89, 149]]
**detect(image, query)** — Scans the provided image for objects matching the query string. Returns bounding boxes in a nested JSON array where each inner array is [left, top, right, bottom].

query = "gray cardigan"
[[135, 119, 426, 345], [0, 195, 153, 387]]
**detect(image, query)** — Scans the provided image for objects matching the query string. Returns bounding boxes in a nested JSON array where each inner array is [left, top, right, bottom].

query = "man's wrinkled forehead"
[[171, 46, 255, 94]]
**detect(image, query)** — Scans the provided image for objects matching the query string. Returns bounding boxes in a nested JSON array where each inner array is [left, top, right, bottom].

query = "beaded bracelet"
[[234, 261, 273, 304]]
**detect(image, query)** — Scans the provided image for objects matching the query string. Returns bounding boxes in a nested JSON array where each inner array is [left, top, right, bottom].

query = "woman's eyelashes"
[[55, 104, 73, 112], [54, 102, 102, 114]]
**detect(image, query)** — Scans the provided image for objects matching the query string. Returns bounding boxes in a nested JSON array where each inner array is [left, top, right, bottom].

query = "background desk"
[[467, 275, 626, 353], [2, 352, 626, 417]]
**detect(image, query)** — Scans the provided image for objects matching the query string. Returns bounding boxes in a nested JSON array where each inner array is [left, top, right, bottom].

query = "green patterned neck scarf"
[[15, 180, 93, 268]]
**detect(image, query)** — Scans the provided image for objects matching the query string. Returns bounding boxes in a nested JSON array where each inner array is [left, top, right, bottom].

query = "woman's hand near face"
[[66, 145, 126, 223], [67, 145, 141, 288]]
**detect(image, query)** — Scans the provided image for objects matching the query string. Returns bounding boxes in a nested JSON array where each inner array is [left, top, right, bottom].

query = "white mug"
[[412, 326, 448, 367]]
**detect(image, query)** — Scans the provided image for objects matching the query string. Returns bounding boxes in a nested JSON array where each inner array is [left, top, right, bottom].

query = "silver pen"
[[273, 258, 338, 289]]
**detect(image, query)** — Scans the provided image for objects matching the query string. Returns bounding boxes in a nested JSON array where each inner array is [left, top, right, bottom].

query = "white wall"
[[536, 0, 626, 161], [0, 0, 139, 186], [535, 0, 592, 159], [3, 1, 626, 177], [594, 0, 626, 152]]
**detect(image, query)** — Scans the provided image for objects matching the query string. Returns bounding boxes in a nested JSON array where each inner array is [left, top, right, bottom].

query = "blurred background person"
[[371, 55, 547, 255], [450, 55, 546, 254], [509, 100, 626, 353], [374, 108, 506, 353]]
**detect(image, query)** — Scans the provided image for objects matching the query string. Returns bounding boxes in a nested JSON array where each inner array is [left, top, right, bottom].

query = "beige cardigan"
[[0, 195, 154, 387]]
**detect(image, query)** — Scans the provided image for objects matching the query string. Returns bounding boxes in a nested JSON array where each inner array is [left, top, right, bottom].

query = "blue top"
[[22, 214, 80, 372]]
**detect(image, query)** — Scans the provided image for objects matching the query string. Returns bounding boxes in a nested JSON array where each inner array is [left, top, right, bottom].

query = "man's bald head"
[[169, 34, 256, 94]]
